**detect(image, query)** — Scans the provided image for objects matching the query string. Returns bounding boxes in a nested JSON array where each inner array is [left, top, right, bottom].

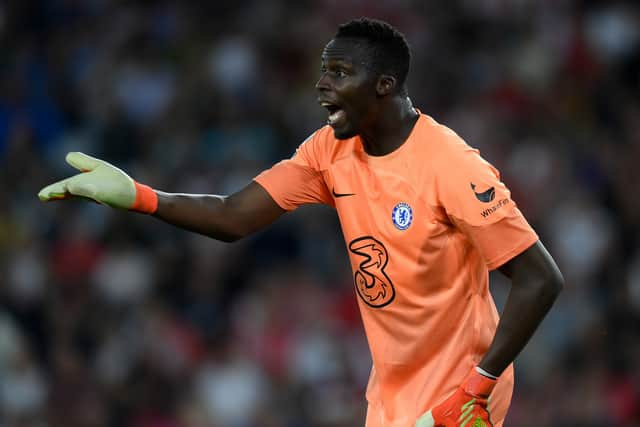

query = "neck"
[[359, 97, 419, 156]]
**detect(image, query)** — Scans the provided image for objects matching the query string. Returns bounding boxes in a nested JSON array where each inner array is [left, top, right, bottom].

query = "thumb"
[[65, 152, 108, 172], [38, 177, 72, 201]]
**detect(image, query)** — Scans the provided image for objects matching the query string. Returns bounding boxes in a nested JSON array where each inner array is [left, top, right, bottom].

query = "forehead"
[[321, 38, 370, 66]]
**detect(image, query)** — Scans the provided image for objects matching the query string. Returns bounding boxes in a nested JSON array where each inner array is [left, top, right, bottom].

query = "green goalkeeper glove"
[[38, 152, 158, 214]]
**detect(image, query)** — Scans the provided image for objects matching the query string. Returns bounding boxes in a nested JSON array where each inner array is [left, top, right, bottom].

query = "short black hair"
[[335, 18, 411, 92]]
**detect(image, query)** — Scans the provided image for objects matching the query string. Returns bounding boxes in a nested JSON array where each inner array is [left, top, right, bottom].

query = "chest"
[[323, 156, 447, 249]]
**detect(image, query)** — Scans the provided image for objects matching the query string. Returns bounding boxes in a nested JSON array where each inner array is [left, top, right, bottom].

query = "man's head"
[[316, 18, 412, 139]]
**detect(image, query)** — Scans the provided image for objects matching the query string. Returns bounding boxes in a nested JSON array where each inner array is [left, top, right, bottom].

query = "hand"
[[38, 152, 157, 214], [415, 367, 496, 427]]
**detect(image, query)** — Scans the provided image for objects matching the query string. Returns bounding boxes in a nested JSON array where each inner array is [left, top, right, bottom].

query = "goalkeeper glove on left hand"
[[38, 152, 157, 214], [415, 366, 497, 427]]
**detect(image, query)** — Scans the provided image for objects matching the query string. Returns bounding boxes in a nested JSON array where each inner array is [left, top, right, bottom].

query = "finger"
[[38, 178, 72, 201], [65, 152, 107, 172], [415, 410, 435, 427]]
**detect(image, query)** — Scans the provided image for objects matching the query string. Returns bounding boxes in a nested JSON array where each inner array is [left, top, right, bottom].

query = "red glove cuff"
[[131, 181, 158, 214], [463, 367, 497, 398]]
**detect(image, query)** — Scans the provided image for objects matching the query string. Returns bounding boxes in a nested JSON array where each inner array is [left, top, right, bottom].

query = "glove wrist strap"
[[476, 366, 498, 380], [464, 367, 497, 398], [131, 181, 158, 214]]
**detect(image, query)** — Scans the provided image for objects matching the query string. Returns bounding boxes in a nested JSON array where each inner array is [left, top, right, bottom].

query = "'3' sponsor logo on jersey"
[[349, 236, 395, 308]]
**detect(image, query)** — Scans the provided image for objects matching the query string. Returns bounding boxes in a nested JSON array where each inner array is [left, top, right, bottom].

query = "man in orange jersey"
[[39, 18, 563, 427]]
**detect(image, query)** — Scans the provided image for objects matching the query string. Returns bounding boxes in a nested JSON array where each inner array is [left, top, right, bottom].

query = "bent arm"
[[479, 240, 564, 376], [154, 181, 286, 242]]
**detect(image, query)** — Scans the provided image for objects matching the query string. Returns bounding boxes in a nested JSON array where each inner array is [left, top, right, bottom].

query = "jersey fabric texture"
[[254, 113, 538, 427]]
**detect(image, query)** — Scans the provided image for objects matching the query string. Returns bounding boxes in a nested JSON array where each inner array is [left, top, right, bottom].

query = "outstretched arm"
[[479, 239, 564, 375], [38, 152, 286, 242], [154, 182, 286, 242]]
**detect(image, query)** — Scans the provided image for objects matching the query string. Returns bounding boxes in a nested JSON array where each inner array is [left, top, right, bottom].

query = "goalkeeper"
[[40, 18, 563, 427]]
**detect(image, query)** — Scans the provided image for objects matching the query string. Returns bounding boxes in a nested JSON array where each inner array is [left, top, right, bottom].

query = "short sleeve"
[[254, 131, 334, 211], [434, 134, 538, 269]]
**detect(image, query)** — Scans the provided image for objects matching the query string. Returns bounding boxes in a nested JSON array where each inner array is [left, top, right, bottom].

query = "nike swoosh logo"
[[332, 188, 355, 198], [470, 183, 495, 203]]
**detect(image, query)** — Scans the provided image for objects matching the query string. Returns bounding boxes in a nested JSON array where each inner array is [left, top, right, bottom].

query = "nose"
[[315, 73, 330, 91]]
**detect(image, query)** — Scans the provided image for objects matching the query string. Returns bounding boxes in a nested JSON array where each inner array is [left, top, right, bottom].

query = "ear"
[[376, 75, 396, 96]]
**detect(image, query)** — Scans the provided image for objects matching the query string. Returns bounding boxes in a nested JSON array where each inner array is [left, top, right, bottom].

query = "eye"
[[319, 66, 348, 78]]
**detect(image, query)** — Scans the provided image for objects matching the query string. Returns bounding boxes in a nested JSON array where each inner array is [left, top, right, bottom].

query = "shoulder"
[[417, 114, 488, 172], [420, 115, 472, 156]]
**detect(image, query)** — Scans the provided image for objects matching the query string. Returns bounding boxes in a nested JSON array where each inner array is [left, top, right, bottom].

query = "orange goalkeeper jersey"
[[254, 113, 538, 427]]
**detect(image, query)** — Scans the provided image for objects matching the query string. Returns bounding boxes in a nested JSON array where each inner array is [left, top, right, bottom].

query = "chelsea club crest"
[[392, 202, 413, 230]]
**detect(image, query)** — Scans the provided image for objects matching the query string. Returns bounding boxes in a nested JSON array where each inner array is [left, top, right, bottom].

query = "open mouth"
[[320, 102, 346, 127]]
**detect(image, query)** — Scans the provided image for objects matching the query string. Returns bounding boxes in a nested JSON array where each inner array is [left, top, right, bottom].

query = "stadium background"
[[1, 1, 639, 426]]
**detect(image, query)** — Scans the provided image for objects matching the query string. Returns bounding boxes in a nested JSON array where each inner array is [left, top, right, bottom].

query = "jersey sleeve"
[[253, 130, 334, 211], [434, 133, 538, 270]]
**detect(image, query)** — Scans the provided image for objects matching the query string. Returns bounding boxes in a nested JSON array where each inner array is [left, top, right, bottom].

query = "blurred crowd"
[[1, 1, 640, 426]]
